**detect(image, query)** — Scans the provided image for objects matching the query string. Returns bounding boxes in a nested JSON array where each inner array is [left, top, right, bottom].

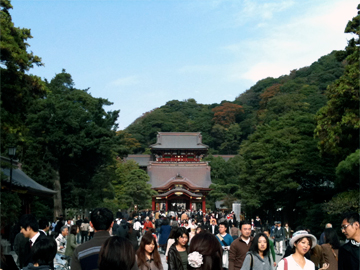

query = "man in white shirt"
[[19, 214, 47, 268]]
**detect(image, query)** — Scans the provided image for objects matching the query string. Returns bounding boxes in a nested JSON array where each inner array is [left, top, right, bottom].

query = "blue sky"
[[10, 0, 357, 129]]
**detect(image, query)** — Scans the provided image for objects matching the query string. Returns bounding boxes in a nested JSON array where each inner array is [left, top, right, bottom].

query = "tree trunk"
[[53, 170, 63, 219]]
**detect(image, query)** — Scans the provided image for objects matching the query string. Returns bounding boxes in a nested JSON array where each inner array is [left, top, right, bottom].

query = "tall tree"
[[24, 70, 120, 217], [0, 0, 46, 152]]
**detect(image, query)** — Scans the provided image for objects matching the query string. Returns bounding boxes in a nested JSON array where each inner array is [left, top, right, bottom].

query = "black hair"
[[91, 208, 114, 231], [343, 212, 360, 224], [188, 232, 222, 270], [19, 214, 39, 232], [240, 220, 251, 230], [38, 219, 49, 230], [249, 232, 269, 256], [161, 218, 169, 226], [32, 237, 57, 266], [219, 222, 228, 229], [70, 225, 78, 235], [174, 227, 189, 245], [98, 236, 135, 270], [324, 228, 340, 249]]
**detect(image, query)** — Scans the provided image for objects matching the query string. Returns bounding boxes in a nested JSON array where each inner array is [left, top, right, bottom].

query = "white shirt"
[[277, 255, 315, 270], [30, 232, 40, 246]]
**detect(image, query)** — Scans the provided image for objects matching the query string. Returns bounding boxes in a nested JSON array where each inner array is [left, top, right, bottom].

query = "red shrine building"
[[127, 132, 212, 212]]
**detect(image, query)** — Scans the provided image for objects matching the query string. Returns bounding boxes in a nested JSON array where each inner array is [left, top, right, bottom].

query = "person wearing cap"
[[277, 230, 329, 270], [338, 212, 360, 270]]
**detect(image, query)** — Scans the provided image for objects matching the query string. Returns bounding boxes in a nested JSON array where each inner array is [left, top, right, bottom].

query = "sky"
[[10, 0, 357, 130]]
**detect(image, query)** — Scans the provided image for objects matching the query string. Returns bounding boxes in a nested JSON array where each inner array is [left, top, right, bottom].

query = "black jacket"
[[338, 241, 359, 270], [167, 243, 188, 270], [22, 233, 48, 268]]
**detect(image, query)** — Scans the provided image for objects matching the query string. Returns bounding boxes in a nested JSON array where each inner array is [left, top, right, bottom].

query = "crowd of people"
[[1, 208, 359, 270]]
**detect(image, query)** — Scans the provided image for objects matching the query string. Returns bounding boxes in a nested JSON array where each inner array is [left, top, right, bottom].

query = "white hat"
[[290, 230, 317, 249]]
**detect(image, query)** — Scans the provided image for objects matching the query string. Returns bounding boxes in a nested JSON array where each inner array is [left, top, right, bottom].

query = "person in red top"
[[143, 217, 153, 233]]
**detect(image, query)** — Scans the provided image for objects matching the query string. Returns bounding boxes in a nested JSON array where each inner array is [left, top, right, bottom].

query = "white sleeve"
[[276, 259, 284, 270]]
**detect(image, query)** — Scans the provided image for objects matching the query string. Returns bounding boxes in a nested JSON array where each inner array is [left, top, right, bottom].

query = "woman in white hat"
[[276, 230, 329, 270]]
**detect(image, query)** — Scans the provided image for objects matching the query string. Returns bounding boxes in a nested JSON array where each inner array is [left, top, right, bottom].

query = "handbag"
[[284, 258, 288, 270]]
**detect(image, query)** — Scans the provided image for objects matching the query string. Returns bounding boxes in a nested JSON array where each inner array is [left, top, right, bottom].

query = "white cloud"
[[108, 75, 139, 87], [234, 0, 295, 25], [224, 0, 357, 82]]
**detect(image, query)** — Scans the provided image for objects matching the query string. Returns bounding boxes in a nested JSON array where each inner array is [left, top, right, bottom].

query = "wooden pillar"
[[152, 197, 155, 211], [190, 198, 192, 211], [202, 196, 206, 213], [166, 200, 168, 211]]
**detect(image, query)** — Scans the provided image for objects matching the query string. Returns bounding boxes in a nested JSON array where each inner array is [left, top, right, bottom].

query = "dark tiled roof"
[[150, 132, 208, 150], [148, 162, 212, 189], [126, 155, 151, 167], [1, 167, 57, 196]]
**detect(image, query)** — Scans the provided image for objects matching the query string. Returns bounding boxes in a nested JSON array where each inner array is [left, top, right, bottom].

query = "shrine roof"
[[1, 160, 57, 197], [147, 162, 212, 189], [125, 155, 151, 167], [150, 132, 208, 150]]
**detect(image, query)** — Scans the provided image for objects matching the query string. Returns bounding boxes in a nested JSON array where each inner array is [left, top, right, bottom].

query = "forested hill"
[[125, 50, 345, 154]]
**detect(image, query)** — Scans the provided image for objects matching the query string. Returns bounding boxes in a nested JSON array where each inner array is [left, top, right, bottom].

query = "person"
[[274, 221, 285, 255], [319, 224, 332, 245], [188, 232, 222, 270], [54, 225, 68, 268], [143, 217, 153, 234], [216, 222, 233, 270], [13, 231, 28, 268], [321, 228, 340, 270], [254, 216, 262, 235], [263, 229, 276, 268], [210, 219, 219, 235], [284, 223, 292, 247], [165, 228, 177, 261], [98, 236, 137, 270], [22, 237, 57, 270], [158, 218, 171, 254], [277, 230, 329, 270], [80, 218, 90, 244], [75, 216, 83, 244], [168, 227, 189, 270], [229, 220, 254, 270], [338, 212, 360, 270], [230, 222, 240, 240], [128, 218, 140, 252], [19, 214, 48, 268], [136, 233, 163, 270], [189, 220, 197, 241], [65, 225, 78, 259], [71, 207, 114, 270], [38, 219, 50, 236], [239, 232, 272, 270]]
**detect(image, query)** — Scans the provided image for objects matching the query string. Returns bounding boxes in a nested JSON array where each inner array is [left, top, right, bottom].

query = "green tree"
[[0, 0, 46, 152], [24, 70, 121, 217], [315, 6, 360, 160]]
